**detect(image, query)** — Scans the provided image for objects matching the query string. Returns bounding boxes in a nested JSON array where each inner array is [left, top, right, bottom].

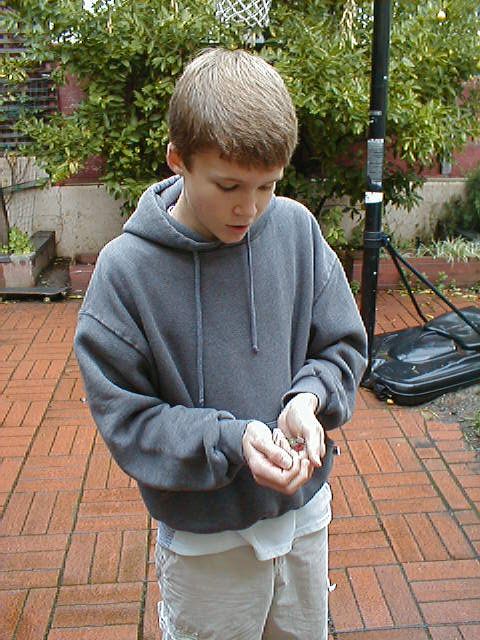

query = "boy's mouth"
[[227, 224, 250, 231]]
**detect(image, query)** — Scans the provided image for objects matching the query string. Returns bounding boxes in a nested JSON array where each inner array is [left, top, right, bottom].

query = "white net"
[[215, 0, 272, 29]]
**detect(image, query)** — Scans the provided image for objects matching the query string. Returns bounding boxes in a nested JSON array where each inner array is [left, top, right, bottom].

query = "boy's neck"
[[169, 194, 190, 229], [168, 192, 214, 241]]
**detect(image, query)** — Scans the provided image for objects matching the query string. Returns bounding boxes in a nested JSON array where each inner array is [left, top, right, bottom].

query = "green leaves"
[[2, 0, 480, 229], [0, 226, 35, 256], [271, 0, 480, 246], [439, 164, 480, 235]]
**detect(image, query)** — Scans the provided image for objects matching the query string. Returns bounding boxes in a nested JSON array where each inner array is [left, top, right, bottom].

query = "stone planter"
[[348, 252, 480, 290], [0, 231, 56, 288], [69, 253, 97, 295]]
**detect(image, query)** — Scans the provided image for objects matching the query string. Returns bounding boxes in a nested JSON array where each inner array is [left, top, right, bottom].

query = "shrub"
[[437, 164, 480, 237], [0, 226, 34, 255], [2, 0, 480, 228]]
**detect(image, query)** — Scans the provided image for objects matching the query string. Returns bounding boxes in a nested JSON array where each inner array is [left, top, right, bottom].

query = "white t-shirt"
[[157, 482, 332, 561]]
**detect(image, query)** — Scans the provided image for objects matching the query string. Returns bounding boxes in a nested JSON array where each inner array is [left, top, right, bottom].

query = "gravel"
[[421, 383, 480, 451]]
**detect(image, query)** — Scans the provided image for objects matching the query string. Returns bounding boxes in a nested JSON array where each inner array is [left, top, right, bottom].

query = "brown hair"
[[168, 48, 298, 168]]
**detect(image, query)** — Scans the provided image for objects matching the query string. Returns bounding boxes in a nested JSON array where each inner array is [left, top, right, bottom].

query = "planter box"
[[69, 253, 97, 295], [349, 252, 480, 290], [0, 231, 56, 288]]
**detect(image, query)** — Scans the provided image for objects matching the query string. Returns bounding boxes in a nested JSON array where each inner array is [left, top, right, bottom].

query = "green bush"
[[457, 165, 480, 233], [437, 164, 480, 237], [416, 236, 480, 261], [2, 0, 480, 229], [465, 168, 480, 232], [0, 226, 35, 255]]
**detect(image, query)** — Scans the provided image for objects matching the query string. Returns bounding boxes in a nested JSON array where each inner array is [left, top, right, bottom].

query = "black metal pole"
[[360, 0, 392, 375], [0, 187, 8, 248]]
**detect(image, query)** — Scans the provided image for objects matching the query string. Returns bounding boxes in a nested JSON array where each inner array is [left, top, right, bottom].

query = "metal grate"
[[0, 3, 57, 149]]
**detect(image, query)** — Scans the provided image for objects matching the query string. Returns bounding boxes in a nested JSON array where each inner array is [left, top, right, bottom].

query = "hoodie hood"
[[123, 174, 275, 253], [123, 175, 264, 405]]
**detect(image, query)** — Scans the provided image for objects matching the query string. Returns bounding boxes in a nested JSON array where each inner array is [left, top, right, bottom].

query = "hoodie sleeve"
[[74, 311, 248, 492], [282, 222, 368, 429]]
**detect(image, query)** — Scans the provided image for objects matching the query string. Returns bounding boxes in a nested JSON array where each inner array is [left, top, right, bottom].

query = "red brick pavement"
[[0, 290, 479, 639]]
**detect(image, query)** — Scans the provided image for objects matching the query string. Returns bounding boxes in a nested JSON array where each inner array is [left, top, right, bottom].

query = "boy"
[[74, 48, 367, 639]]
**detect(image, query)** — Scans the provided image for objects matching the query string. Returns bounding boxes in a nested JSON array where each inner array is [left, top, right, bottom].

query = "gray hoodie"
[[74, 175, 367, 533]]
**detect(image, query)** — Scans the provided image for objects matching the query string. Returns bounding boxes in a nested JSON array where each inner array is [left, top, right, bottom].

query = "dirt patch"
[[421, 383, 480, 451]]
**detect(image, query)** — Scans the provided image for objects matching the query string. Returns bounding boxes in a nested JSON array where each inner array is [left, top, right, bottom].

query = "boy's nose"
[[233, 198, 257, 219]]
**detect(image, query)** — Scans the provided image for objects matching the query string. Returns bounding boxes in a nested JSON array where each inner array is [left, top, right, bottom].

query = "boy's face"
[[166, 145, 284, 244]]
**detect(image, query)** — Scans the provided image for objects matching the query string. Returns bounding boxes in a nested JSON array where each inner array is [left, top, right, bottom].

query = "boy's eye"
[[215, 182, 276, 192]]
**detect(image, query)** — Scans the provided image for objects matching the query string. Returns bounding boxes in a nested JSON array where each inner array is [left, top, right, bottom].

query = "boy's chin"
[[221, 225, 251, 244]]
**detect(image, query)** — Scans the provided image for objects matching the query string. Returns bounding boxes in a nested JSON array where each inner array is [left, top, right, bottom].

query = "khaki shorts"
[[156, 527, 331, 640]]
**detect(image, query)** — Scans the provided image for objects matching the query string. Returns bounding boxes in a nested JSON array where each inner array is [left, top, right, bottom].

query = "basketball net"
[[215, 0, 272, 44]]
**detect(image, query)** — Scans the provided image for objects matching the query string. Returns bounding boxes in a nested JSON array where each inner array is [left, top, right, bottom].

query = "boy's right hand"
[[242, 421, 314, 495]]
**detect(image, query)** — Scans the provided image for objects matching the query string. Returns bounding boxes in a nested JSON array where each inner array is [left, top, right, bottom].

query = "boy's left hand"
[[277, 392, 325, 467]]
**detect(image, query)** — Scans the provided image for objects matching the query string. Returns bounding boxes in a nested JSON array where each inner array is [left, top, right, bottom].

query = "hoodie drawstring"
[[246, 232, 259, 354], [193, 236, 258, 407], [193, 252, 205, 408]]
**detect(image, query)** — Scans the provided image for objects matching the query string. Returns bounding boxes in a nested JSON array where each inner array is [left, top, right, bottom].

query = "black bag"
[[362, 307, 480, 405]]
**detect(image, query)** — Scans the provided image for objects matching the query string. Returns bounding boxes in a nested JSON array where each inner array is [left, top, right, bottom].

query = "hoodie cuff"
[[218, 419, 249, 467], [282, 379, 328, 415]]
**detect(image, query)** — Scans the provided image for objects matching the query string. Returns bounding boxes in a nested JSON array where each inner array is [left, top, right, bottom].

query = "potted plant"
[[0, 152, 60, 294], [0, 226, 56, 289]]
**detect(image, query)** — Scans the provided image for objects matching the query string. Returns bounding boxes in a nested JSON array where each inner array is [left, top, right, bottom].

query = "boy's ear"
[[166, 143, 186, 175]]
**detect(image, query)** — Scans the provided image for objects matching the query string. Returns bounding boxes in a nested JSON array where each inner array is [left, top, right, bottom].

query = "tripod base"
[[362, 307, 480, 406]]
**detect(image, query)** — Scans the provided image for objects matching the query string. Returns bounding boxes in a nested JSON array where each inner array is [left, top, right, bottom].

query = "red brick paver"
[[0, 290, 479, 639]]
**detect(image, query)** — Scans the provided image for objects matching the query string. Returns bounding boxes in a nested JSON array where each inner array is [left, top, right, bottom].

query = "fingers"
[[243, 423, 314, 495], [280, 456, 315, 495], [278, 394, 326, 468], [272, 427, 292, 453], [305, 427, 325, 468], [250, 455, 313, 496], [249, 450, 300, 493], [243, 421, 295, 478], [254, 426, 293, 471]]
